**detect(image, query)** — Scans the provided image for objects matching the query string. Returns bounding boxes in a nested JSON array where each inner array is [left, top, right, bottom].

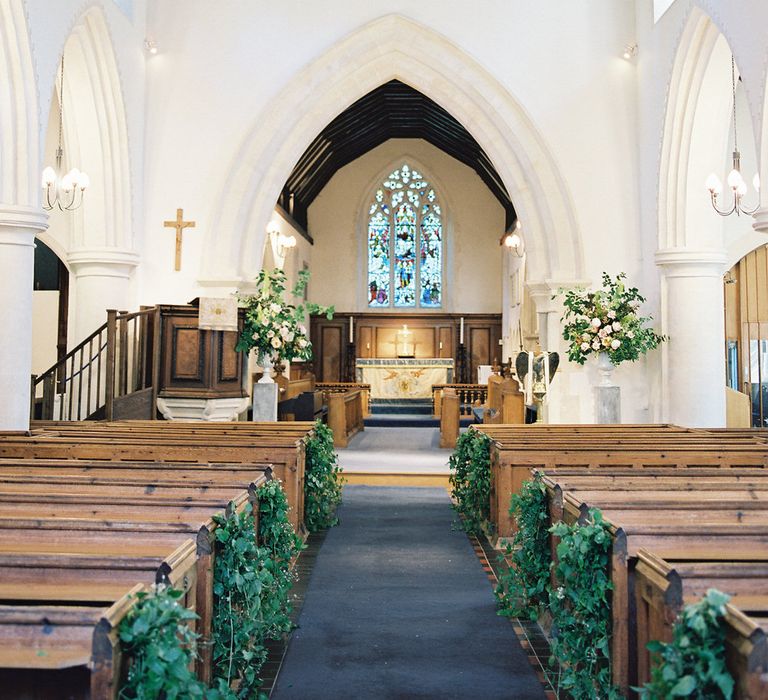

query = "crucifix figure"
[[164, 208, 196, 271]]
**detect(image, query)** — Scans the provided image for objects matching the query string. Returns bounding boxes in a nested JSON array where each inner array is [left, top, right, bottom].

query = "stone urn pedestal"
[[594, 352, 620, 423]]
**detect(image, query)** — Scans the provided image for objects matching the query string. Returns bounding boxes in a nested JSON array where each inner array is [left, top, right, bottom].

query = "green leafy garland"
[[304, 420, 345, 532], [495, 474, 551, 620], [549, 508, 620, 699], [448, 429, 492, 536], [118, 585, 207, 699], [209, 481, 303, 699], [235, 268, 333, 363], [559, 272, 664, 366], [639, 588, 734, 699]]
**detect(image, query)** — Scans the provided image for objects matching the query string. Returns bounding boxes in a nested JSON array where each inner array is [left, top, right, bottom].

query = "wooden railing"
[[316, 382, 370, 416], [432, 384, 487, 417], [31, 307, 160, 421], [327, 389, 365, 447]]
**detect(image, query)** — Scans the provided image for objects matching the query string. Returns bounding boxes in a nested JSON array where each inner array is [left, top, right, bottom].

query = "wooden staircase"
[[31, 307, 161, 421]]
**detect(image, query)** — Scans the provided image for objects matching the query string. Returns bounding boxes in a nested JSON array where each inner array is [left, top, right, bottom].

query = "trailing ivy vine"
[[118, 585, 207, 700], [209, 480, 303, 699], [549, 508, 620, 699], [639, 588, 734, 699], [304, 420, 345, 531], [448, 429, 492, 536], [495, 473, 551, 620]]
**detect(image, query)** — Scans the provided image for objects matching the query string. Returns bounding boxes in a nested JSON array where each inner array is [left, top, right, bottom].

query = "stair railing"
[[31, 306, 161, 421]]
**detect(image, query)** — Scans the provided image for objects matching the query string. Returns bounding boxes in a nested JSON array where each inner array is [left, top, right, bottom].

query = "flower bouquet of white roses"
[[559, 272, 664, 366], [235, 268, 333, 364]]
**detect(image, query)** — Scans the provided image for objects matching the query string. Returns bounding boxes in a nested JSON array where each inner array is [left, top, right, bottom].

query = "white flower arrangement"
[[235, 268, 333, 363], [559, 272, 664, 366]]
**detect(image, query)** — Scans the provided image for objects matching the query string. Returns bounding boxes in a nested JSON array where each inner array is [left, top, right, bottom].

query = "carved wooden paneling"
[[159, 304, 246, 399], [218, 332, 239, 382], [322, 326, 343, 382], [438, 327, 452, 358], [470, 327, 490, 381], [358, 326, 373, 358], [171, 325, 204, 382], [310, 312, 501, 382]]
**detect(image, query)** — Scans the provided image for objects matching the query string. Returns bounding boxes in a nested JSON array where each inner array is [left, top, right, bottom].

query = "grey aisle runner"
[[272, 485, 545, 699]]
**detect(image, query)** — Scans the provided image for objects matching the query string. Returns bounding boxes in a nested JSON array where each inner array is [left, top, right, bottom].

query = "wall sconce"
[[267, 220, 297, 259], [500, 220, 524, 258], [144, 39, 159, 55], [623, 43, 638, 60]]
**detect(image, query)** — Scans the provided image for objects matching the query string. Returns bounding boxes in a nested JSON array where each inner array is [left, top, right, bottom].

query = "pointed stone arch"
[[55, 5, 133, 253], [0, 0, 39, 208], [200, 14, 582, 291]]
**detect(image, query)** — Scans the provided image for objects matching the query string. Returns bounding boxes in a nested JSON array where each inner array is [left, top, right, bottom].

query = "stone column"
[[67, 248, 139, 344], [0, 205, 49, 429], [656, 248, 727, 428]]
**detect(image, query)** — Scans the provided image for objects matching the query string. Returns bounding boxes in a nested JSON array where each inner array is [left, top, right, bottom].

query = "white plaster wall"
[[135, 1, 641, 305], [307, 139, 504, 313]]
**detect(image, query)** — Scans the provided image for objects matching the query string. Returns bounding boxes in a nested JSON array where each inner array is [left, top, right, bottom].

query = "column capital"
[[0, 204, 48, 245], [752, 207, 768, 233], [655, 247, 728, 277], [527, 278, 589, 313], [67, 247, 140, 279]]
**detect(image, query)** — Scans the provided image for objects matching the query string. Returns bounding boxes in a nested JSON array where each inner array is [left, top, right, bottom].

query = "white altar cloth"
[[356, 359, 454, 400]]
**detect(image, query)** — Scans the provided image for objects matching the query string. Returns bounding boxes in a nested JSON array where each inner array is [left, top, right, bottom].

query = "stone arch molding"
[[201, 14, 583, 290], [59, 6, 134, 254], [658, 8, 724, 253], [0, 0, 39, 209]]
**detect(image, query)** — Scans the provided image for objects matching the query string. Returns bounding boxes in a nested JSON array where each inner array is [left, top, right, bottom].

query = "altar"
[[356, 359, 454, 400]]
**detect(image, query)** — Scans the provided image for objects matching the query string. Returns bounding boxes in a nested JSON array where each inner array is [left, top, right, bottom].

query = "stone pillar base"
[[252, 384, 278, 422], [157, 396, 249, 422], [595, 386, 621, 424]]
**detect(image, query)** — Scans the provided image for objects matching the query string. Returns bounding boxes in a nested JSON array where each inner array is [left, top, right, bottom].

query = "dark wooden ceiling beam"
[[282, 79, 516, 225]]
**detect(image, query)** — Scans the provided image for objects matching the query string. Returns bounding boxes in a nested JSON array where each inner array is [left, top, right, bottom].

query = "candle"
[[459, 317, 464, 344], [527, 351, 533, 404], [544, 352, 550, 400], [349, 316, 354, 343]]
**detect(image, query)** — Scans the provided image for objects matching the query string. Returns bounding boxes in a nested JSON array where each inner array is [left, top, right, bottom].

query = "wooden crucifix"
[[164, 208, 196, 271]]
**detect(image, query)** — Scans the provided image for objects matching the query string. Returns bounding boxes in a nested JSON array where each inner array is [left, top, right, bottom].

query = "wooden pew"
[[475, 425, 768, 539], [634, 549, 768, 699], [0, 583, 144, 699], [0, 432, 307, 532], [0, 463, 270, 693], [539, 471, 768, 694], [327, 389, 365, 447]]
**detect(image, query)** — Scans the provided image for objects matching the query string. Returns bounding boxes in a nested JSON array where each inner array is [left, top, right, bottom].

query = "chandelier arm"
[[710, 193, 737, 217]]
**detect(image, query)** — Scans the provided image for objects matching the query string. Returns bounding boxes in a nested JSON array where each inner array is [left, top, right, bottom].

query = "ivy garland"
[[495, 474, 551, 621], [639, 588, 734, 699], [118, 585, 207, 699], [209, 481, 303, 699], [304, 421, 345, 532], [448, 429, 492, 536], [549, 508, 620, 700]]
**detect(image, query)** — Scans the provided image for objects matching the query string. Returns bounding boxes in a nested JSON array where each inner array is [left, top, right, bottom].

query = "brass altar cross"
[[164, 208, 196, 271]]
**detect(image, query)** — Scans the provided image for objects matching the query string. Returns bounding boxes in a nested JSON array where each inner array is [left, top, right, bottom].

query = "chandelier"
[[41, 56, 89, 211], [705, 56, 759, 217]]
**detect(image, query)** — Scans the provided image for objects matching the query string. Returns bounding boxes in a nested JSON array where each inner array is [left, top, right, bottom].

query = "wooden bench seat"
[[0, 582, 143, 699], [635, 549, 768, 698], [0, 432, 306, 531], [540, 472, 768, 694], [489, 443, 768, 538]]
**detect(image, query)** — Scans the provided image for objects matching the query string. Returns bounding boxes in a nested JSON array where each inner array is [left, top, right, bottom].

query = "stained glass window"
[[367, 164, 442, 308]]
